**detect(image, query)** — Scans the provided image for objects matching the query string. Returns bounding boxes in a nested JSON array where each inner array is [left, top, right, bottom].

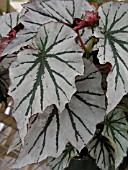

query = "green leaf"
[[103, 108, 128, 168], [87, 131, 115, 170], [11, 59, 105, 169], [88, 0, 98, 2], [119, 94, 128, 110], [47, 144, 77, 170], [9, 22, 84, 142], [94, 2, 128, 113], [0, 64, 10, 98], [66, 157, 101, 170]]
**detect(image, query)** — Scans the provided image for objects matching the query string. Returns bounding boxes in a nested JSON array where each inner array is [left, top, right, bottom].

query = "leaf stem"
[[6, 0, 10, 13], [0, 8, 3, 15], [76, 31, 86, 52]]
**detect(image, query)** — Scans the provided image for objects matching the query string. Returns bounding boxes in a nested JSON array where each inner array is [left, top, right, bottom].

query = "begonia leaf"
[[2, 0, 94, 56], [103, 108, 128, 168], [9, 22, 84, 142], [94, 2, 128, 113], [11, 59, 105, 168]]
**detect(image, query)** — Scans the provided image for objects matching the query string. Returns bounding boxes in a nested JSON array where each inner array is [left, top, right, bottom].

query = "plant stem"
[[0, 8, 3, 15], [76, 31, 86, 52], [6, 0, 10, 13]]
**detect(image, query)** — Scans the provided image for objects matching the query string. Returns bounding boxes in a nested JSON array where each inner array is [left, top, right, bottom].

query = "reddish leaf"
[[0, 29, 16, 61], [73, 11, 100, 31]]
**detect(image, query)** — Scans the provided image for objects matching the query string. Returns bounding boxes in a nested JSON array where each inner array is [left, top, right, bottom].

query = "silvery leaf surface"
[[0, 11, 25, 68], [0, 12, 20, 39], [2, 0, 94, 56], [94, 2, 128, 113], [12, 59, 105, 168], [103, 108, 128, 168], [87, 131, 115, 170], [9, 22, 84, 142], [47, 144, 77, 170], [7, 132, 22, 154]]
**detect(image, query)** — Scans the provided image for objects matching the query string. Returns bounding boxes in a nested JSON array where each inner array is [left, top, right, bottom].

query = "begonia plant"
[[0, 0, 128, 170]]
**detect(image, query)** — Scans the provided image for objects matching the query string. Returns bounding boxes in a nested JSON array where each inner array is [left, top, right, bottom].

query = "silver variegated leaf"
[[0, 12, 20, 39], [7, 133, 22, 154], [11, 59, 105, 169], [47, 144, 77, 170], [0, 11, 25, 68], [2, 0, 93, 56], [9, 22, 84, 142], [20, 0, 94, 26], [103, 108, 128, 168], [87, 131, 115, 170], [94, 2, 128, 113], [1, 54, 17, 69]]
